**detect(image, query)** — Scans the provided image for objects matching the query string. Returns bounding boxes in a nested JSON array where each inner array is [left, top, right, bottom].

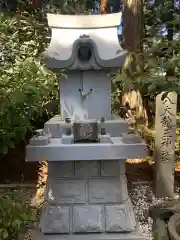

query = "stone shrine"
[[26, 13, 147, 240]]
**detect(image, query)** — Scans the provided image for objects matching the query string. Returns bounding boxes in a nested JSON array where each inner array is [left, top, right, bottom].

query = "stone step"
[[34, 232, 145, 240]]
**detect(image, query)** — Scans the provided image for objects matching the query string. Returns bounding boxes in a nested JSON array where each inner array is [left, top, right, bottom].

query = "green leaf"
[[148, 82, 157, 92], [2, 230, 8, 239]]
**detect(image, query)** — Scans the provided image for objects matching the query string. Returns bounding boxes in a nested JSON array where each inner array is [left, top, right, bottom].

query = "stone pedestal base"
[[34, 232, 145, 240], [39, 198, 136, 234], [37, 160, 144, 240]]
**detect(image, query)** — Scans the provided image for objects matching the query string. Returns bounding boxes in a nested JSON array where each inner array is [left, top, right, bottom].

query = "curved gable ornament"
[[42, 13, 127, 71]]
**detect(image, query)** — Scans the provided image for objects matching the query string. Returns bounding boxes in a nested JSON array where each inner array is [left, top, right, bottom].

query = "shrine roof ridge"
[[47, 13, 122, 29]]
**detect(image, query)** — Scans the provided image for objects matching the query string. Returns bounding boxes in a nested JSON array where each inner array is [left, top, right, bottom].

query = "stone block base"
[[37, 160, 143, 240], [39, 199, 136, 234], [34, 232, 145, 240]]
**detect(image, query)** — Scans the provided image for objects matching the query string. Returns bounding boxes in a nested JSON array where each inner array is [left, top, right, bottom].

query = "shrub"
[[0, 9, 58, 156], [0, 192, 31, 240]]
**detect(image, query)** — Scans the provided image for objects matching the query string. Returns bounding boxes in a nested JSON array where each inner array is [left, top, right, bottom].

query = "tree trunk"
[[100, 0, 148, 126], [100, 0, 108, 13], [166, 0, 174, 76], [123, 0, 143, 53], [122, 0, 148, 126]]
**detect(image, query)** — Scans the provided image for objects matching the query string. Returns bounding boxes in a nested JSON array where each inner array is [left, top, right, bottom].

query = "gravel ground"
[[129, 181, 180, 240]]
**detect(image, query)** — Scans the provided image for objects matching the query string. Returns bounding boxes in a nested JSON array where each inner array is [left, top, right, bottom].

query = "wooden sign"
[[154, 92, 177, 198]]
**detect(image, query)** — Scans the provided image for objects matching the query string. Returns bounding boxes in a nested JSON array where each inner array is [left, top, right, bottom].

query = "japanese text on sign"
[[159, 96, 176, 162]]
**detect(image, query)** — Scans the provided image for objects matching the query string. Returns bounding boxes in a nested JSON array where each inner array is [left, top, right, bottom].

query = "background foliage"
[[0, 1, 58, 156], [0, 191, 32, 240], [0, 0, 94, 156], [114, 0, 180, 111]]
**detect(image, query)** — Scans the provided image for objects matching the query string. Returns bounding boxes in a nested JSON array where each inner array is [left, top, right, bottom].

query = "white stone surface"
[[105, 205, 135, 232], [59, 70, 112, 120], [73, 205, 104, 233], [89, 178, 128, 203], [154, 92, 177, 197], [34, 232, 145, 240], [47, 180, 86, 203], [36, 160, 146, 239], [48, 162, 74, 178], [101, 160, 125, 176], [40, 160, 140, 236], [45, 14, 124, 62], [26, 138, 147, 162], [27, 10, 147, 240], [75, 161, 100, 177], [81, 71, 111, 119], [40, 206, 70, 233], [47, 13, 121, 28], [44, 116, 129, 138]]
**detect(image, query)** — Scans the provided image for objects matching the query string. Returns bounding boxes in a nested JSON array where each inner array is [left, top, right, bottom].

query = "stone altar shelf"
[[26, 13, 148, 240], [26, 115, 147, 161]]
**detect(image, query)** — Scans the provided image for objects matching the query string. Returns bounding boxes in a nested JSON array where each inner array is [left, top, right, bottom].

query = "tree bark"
[[166, 0, 174, 76], [122, 0, 148, 126], [100, 0, 108, 13], [123, 0, 143, 53]]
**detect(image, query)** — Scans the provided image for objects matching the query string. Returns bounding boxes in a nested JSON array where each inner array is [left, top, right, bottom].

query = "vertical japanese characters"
[[159, 95, 177, 162], [154, 92, 177, 197]]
